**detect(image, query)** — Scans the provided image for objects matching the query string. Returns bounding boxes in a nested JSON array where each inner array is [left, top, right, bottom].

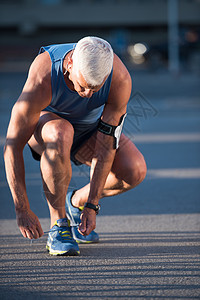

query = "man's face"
[[68, 63, 107, 98]]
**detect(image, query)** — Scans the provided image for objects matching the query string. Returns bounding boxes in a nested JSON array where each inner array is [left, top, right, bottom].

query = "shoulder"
[[111, 54, 132, 90], [24, 51, 52, 99], [106, 54, 132, 111], [27, 51, 51, 87], [18, 51, 52, 110]]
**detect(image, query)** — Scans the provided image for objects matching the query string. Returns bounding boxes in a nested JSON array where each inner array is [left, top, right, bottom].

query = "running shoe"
[[65, 190, 99, 243], [46, 218, 80, 256]]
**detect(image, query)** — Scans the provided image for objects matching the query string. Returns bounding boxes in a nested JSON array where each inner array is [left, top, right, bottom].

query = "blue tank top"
[[39, 43, 113, 125]]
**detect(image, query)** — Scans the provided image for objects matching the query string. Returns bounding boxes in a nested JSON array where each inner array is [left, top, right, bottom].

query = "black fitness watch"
[[84, 203, 100, 215]]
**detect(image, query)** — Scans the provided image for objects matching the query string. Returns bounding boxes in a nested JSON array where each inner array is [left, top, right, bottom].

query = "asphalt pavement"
[[0, 69, 200, 299]]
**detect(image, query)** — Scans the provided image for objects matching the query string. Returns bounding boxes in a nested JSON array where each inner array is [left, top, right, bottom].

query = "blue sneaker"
[[65, 191, 99, 244], [46, 218, 80, 256]]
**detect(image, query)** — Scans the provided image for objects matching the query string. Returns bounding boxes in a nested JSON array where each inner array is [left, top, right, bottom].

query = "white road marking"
[[147, 168, 200, 179], [1, 168, 200, 188], [128, 133, 200, 143]]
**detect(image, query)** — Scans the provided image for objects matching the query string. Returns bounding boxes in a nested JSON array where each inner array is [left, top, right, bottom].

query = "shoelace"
[[58, 229, 73, 240], [29, 227, 72, 245]]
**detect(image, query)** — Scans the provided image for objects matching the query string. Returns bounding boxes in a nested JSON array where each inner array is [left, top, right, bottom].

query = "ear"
[[68, 55, 73, 70]]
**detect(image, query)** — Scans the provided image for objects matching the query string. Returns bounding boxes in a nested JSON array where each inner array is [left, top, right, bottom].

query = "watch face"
[[96, 205, 100, 214]]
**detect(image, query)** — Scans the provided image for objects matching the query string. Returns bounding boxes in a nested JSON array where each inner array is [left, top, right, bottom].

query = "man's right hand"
[[16, 209, 44, 239]]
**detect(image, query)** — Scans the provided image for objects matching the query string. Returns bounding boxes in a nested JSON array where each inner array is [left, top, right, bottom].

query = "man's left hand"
[[78, 207, 96, 236]]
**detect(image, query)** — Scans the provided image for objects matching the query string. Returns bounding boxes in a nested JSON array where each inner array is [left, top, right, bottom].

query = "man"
[[4, 37, 147, 256]]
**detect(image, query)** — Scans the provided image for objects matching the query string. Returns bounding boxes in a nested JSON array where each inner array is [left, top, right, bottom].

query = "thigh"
[[75, 132, 145, 175], [28, 111, 74, 155], [74, 131, 97, 166]]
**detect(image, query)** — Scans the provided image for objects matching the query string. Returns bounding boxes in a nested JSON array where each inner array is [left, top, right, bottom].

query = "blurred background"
[[0, 0, 200, 73]]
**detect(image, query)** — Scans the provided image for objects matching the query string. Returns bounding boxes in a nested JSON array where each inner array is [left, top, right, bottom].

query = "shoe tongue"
[[56, 218, 69, 227]]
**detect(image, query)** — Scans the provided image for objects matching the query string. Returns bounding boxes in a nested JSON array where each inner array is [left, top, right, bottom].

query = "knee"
[[125, 155, 147, 189], [44, 121, 74, 160]]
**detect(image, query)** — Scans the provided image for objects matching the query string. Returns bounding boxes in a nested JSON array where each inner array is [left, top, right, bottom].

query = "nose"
[[84, 89, 93, 98]]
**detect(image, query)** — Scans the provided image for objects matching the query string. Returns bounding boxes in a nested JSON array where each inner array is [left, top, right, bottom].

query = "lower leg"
[[72, 135, 147, 208], [71, 171, 142, 208], [28, 112, 75, 228], [41, 148, 72, 228], [71, 186, 121, 208]]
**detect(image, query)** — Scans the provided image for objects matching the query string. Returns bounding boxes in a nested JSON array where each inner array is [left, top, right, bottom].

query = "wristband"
[[98, 113, 127, 149], [84, 203, 100, 215]]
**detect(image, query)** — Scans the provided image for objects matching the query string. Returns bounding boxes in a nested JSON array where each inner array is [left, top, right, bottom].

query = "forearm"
[[88, 135, 116, 205], [4, 145, 30, 212], [79, 141, 115, 236], [4, 144, 43, 239]]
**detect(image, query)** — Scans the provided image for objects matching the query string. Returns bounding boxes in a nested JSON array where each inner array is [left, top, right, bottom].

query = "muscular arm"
[[79, 54, 132, 235], [4, 52, 51, 239], [89, 54, 131, 202]]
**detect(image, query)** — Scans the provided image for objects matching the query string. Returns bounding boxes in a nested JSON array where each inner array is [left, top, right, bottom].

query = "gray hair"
[[72, 36, 114, 87]]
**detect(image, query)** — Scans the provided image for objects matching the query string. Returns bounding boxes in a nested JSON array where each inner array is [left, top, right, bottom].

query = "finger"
[[20, 228, 28, 239], [78, 225, 85, 236], [85, 227, 92, 236], [30, 218, 43, 239], [37, 224, 44, 238], [25, 229, 33, 240], [30, 223, 44, 239], [31, 229, 39, 239], [85, 223, 95, 236], [32, 224, 43, 239], [78, 218, 87, 235], [19, 227, 33, 239], [78, 223, 86, 235]]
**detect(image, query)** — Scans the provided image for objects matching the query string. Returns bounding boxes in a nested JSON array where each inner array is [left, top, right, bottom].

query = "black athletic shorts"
[[28, 119, 99, 166]]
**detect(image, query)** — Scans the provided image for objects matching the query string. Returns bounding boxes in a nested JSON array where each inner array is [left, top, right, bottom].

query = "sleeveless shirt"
[[39, 43, 113, 125]]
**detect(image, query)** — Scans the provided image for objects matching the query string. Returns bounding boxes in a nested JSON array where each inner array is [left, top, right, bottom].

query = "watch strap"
[[84, 203, 100, 215]]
